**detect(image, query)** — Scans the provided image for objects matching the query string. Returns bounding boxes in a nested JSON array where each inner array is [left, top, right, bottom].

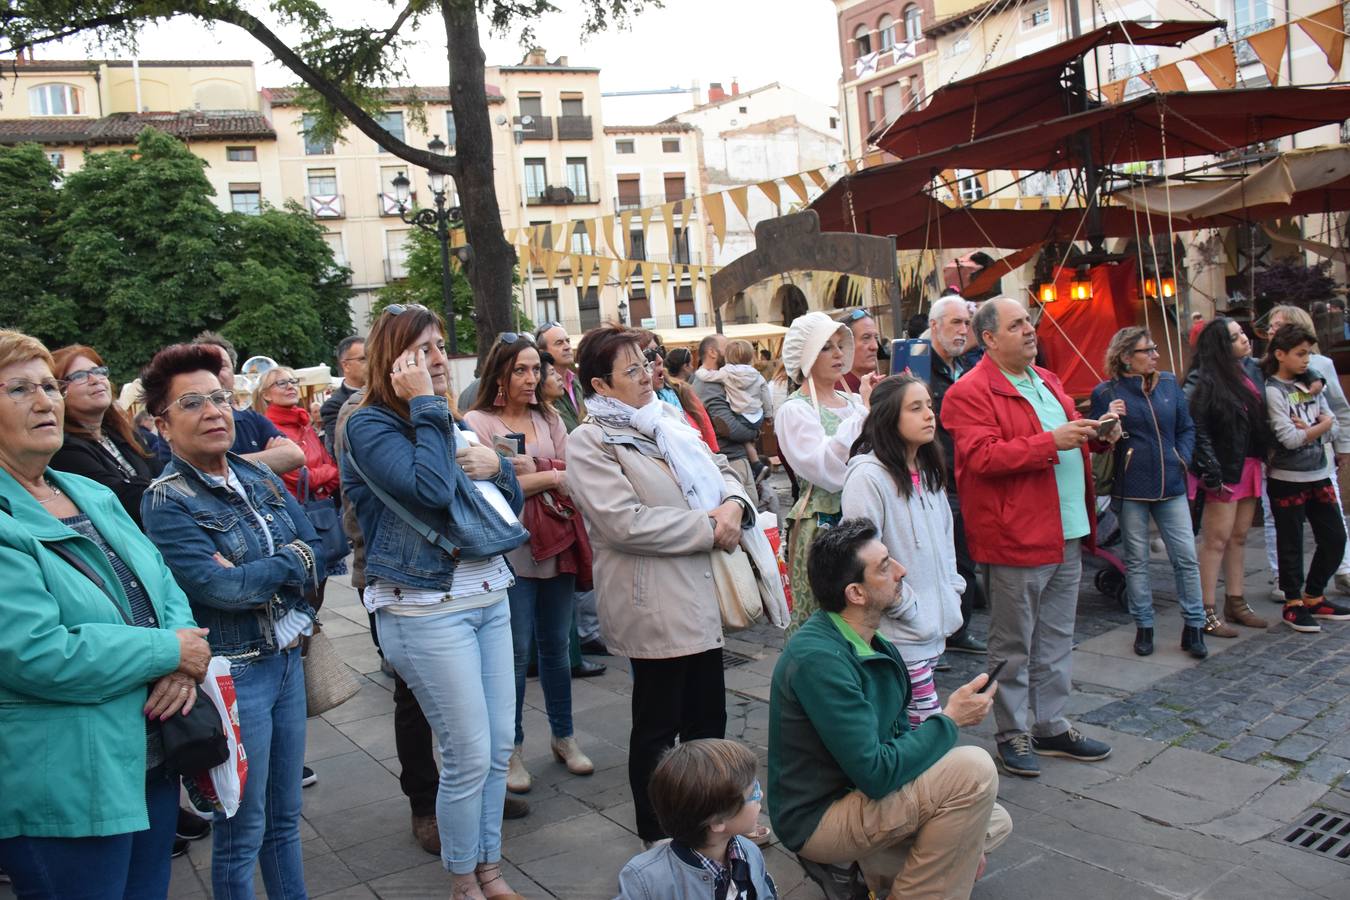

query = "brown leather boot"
[[410, 814, 440, 855], [1224, 594, 1268, 629], [1203, 606, 1238, 638]]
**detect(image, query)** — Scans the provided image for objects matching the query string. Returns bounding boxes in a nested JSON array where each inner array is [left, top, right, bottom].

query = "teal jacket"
[[0, 468, 194, 839], [767, 610, 958, 852]]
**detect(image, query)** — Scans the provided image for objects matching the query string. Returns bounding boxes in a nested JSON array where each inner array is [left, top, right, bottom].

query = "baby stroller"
[[1086, 494, 1128, 609]]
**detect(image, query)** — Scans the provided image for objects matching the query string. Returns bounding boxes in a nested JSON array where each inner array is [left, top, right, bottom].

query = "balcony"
[[614, 192, 695, 212], [1107, 54, 1158, 84], [556, 115, 594, 140], [523, 182, 600, 206], [514, 115, 553, 140], [1217, 18, 1276, 67], [384, 257, 409, 281], [378, 191, 415, 216], [306, 193, 344, 219]]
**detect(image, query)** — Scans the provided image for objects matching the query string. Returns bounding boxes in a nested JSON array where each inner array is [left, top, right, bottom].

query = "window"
[[229, 183, 262, 215], [662, 138, 681, 153], [955, 169, 984, 203], [904, 5, 923, 42], [307, 168, 338, 195], [854, 24, 872, 57], [375, 111, 405, 148], [519, 94, 543, 118], [226, 146, 257, 162], [945, 35, 971, 58], [617, 174, 641, 210], [829, 116, 839, 130], [578, 287, 600, 331], [564, 158, 590, 200], [444, 110, 457, 149], [1021, 1, 1050, 30], [535, 288, 560, 324], [46, 151, 65, 171], [379, 165, 411, 214], [664, 173, 687, 202], [560, 96, 584, 117], [629, 230, 647, 261], [302, 114, 334, 155], [524, 158, 547, 201], [882, 82, 904, 122], [385, 229, 411, 280], [615, 139, 635, 154], [672, 228, 691, 264], [28, 83, 81, 116], [878, 14, 896, 51], [322, 232, 347, 270], [571, 222, 592, 254], [738, 106, 748, 113]]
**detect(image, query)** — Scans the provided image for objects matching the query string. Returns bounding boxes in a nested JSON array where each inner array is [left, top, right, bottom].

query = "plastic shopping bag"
[[183, 657, 248, 818]]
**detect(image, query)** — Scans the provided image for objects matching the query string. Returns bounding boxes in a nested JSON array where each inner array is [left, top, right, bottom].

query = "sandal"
[[475, 864, 525, 900]]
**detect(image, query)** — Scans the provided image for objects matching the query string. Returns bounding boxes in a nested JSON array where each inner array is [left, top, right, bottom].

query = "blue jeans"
[[509, 574, 576, 745], [376, 598, 515, 875], [214, 646, 308, 900], [0, 767, 177, 899], [1119, 496, 1205, 628]]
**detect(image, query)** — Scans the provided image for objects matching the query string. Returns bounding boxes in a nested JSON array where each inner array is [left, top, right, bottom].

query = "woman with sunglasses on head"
[[48, 345, 162, 526], [464, 333, 594, 798], [137, 343, 322, 899], [342, 304, 529, 900], [1089, 327, 1215, 660]]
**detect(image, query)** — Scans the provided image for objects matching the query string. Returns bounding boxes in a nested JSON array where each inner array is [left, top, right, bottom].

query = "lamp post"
[[392, 135, 469, 356], [617, 299, 628, 325]]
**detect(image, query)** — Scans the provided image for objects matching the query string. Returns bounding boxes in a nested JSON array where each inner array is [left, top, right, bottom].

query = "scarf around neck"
[[265, 402, 310, 430], [585, 393, 726, 512]]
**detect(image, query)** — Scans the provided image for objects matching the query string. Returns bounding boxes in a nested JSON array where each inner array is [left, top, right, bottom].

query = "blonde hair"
[[1269, 305, 1318, 351], [252, 366, 297, 414], [0, 329, 54, 373], [725, 339, 755, 366]]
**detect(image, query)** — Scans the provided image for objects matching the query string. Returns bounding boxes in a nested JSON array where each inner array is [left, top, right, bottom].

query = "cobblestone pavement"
[[7, 513, 1349, 899]]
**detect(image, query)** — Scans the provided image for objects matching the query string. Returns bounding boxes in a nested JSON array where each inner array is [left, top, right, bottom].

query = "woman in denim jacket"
[[340, 305, 528, 900], [139, 344, 321, 900]]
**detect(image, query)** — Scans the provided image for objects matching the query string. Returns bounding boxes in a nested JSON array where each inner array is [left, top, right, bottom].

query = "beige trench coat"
[[566, 420, 752, 660]]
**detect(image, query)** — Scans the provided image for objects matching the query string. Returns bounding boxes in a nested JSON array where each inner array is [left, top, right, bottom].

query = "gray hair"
[[929, 296, 968, 324], [971, 298, 1007, 348]]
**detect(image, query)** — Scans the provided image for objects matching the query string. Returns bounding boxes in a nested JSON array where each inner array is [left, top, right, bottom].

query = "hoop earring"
[[493, 384, 506, 407]]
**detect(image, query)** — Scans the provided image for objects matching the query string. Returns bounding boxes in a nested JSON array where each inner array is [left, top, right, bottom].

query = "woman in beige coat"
[[567, 325, 757, 846]]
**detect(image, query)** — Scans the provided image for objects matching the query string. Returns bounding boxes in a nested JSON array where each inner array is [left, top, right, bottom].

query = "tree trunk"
[[442, 0, 516, 367]]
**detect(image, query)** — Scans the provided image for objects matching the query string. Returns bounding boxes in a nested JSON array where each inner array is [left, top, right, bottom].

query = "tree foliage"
[[1253, 261, 1338, 309], [0, 130, 352, 380]]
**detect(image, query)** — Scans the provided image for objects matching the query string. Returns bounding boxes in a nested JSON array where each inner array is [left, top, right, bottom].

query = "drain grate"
[[1281, 810, 1350, 863], [723, 650, 756, 670]]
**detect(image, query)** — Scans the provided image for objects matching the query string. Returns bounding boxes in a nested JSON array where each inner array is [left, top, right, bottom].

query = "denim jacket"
[[340, 395, 526, 590], [140, 453, 320, 658]]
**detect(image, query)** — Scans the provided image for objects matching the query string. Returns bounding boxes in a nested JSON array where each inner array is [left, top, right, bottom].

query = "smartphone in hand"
[[977, 659, 1006, 693]]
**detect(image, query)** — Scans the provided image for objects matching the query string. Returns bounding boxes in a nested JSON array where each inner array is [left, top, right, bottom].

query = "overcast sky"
[[42, 1, 844, 124]]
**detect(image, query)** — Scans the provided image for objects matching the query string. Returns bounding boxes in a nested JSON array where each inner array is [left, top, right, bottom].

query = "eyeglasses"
[[385, 303, 429, 317], [1131, 346, 1160, 356], [499, 332, 535, 346], [745, 779, 762, 805], [341, 355, 366, 365], [271, 378, 300, 388], [163, 390, 234, 415], [643, 347, 665, 363], [609, 361, 653, 383], [62, 365, 110, 385], [2, 378, 64, 404]]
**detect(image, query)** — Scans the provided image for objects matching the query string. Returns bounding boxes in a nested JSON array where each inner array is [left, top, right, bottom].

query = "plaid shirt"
[[684, 839, 759, 899]]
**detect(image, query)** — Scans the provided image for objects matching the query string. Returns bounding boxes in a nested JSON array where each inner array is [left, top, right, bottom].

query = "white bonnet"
[[781, 311, 854, 382]]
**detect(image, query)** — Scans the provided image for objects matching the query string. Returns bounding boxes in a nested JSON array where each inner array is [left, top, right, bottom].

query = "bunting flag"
[[679, 198, 696, 243], [1246, 24, 1289, 85], [704, 191, 728, 248], [1297, 6, 1346, 75], [541, 248, 560, 287], [758, 179, 781, 214], [600, 214, 617, 256], [584, 218, 598, 258], [579, 254, 596, 293], [1148, 63, 1187, 93], [729, 186, 751, 226], [661, 201, 678, 259], [641, 261, 654, 299], [654, 262, 669, 291], [807, 168, 830, 191], [1100, 80, 1127, 103], [638, 205, 654, 252], [596, 257, 614, 289], [783, 173, 810, 205], [1190, 45, 1238, 89], [863, 151, 886, 168], [620, 210, 634, 256], [845, 158, 861, 173]]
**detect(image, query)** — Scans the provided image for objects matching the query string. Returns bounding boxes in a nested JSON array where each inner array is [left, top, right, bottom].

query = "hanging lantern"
[[1038, 281, 1058, 303], [1159, 276, 1176, 299], [1069, 267, 1093, 301], [1143, 275, 1176, 300], [1143, 277, 1158, 298]]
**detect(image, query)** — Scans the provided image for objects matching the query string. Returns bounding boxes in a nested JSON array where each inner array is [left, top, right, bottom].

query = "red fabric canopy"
[[873, 19, 1220, 155], [1036, 264, 1138, 398]]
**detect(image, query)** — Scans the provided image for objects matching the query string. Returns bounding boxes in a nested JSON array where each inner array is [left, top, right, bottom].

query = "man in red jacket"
[[941, 297, 1120, 778]]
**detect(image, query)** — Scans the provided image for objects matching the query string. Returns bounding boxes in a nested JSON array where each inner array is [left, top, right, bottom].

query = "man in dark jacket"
[[769, 519, 1010, 898], [320, 336, 366, 455]]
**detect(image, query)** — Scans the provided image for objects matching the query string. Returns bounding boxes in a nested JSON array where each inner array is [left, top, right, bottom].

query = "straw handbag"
[[303, 625, 361, 717]]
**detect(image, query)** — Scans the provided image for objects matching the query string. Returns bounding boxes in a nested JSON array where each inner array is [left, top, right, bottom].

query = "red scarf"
[[265, 403, 310, 430]]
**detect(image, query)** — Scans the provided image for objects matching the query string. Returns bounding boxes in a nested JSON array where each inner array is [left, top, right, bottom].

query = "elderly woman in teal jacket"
[[0, 330, 211, 899]]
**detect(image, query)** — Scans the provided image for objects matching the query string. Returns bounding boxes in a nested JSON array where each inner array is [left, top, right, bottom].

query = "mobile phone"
[[1095, 417, 1121, 441], [493, 433, 525, 455], [890, 338, 932, 381], [977, 660, 1006, 693]]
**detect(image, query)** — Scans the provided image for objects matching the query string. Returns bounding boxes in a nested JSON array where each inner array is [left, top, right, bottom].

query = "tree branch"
[[0, 12, 146, 56]]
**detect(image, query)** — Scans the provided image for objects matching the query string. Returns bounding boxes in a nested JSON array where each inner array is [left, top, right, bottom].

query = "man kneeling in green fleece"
[[768, 518, 1011, 899]]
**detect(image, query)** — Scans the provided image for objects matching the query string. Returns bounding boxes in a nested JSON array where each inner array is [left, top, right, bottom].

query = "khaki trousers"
[[799, 746, 1012, 900]]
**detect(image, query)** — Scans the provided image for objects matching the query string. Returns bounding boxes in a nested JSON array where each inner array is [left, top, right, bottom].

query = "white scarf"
[[585, 393, 726, 512]]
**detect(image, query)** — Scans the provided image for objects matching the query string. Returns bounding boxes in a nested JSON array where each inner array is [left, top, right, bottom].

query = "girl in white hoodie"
[[841, 374, 965, 725]]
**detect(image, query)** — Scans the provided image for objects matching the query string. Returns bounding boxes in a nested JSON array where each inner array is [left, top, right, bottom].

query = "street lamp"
[[393, 135, 468, 356], [617, 298, 628, 325]]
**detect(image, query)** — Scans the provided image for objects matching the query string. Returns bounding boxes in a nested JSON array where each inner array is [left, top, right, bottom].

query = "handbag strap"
[[45, 540, 134, 627], [340, 418, 462, 560]]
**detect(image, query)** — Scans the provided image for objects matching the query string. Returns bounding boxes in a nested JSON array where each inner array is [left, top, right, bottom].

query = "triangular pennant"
[[679, 199, 696, 242], [653, 262, 669, 290], [758, 179, 781, 214], [638, 206, 654, 255], [807, 168, 830, 191], [1189, 46, 1237, 90], [1247, 24, 1289, 85], [619, 259, 634, 282], [541, 249, 560, 287], [729, 186, 751, 226], [783, 173, 810, 205], [579, 255, 595, 292], [863, 152, 885, 168], [641, 261, 653, 299], [596, 257, 613, 290], [555, 225, 571, 254], [620, 211, 634, 257], [600, 215, 617, 256], [1296, 6, 1345, 75], [687, 264, 699, 285], [584, 218, 598, 256], [1147, 62, 1187, 93], [661, 201, 678, 260], [845, 158, 861, 173], [704, 192, 728, 249]]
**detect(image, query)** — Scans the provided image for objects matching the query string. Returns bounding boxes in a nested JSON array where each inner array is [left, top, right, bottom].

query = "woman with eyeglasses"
[[1183, 317, 1271, 641], [0, 330, 212, 899], [464, 333, 594, 797], [138, 343, 322, 899], [342, 304, 530, 899], [48, 345, 162, 526], [254, 367, 340, 503], [1089, 327, 1211, 659]]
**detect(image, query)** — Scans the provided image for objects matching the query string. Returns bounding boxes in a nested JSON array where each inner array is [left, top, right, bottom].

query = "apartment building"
[[832, 0, 936, 159], [0, 57, 280, 212]]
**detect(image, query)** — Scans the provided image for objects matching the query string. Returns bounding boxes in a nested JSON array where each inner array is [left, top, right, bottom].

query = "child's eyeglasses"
[[745, 779, 762, 804]]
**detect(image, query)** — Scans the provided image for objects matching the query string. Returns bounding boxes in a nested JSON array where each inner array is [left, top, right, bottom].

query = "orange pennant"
[[1296, 6, 1345, 75], [704, 193, 728, 249], [758, 180, 781, 214], [1246, 24, 1288, 85], [1148, 63, 1187, 93], [620, 211, 634, 257], [807, 168, 830, 191], [661, 201, 678, 260], [729, 186, 751, 225], [1190, 45, 1237, 89], [782, 173, 810, 205]]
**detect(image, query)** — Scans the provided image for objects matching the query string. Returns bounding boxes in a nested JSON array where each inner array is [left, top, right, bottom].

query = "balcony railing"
[[514, 115, 553, 140], [523, 182, 600, 205], [384, 258, 409, 281], [378, 191, 415, 216], [1107, 54, 1158, 84], [614, 192, 695, 212], [1217, 18, 1276, 67], [557, 115, 593, 140], [306, 193, 344, 219]]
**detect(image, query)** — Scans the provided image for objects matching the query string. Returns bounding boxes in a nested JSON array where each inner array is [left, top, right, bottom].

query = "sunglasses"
[[842, 308, 871, 322], [500, 332, 535, 345], [643, 347, 664, 362], [745, 779, 762, 804], [385, 303, 429, 317], [62, 365, 110, 385], [534, 321, 565, 340]]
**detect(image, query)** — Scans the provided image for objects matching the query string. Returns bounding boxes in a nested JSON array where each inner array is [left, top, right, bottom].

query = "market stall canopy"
[[653, 323, 789, 352], [872, 19, 1220, 156], [1111, 144, 1350, 220]]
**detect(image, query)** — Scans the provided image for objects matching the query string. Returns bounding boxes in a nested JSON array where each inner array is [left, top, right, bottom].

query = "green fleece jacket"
[[767, 609, 958, 852]]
